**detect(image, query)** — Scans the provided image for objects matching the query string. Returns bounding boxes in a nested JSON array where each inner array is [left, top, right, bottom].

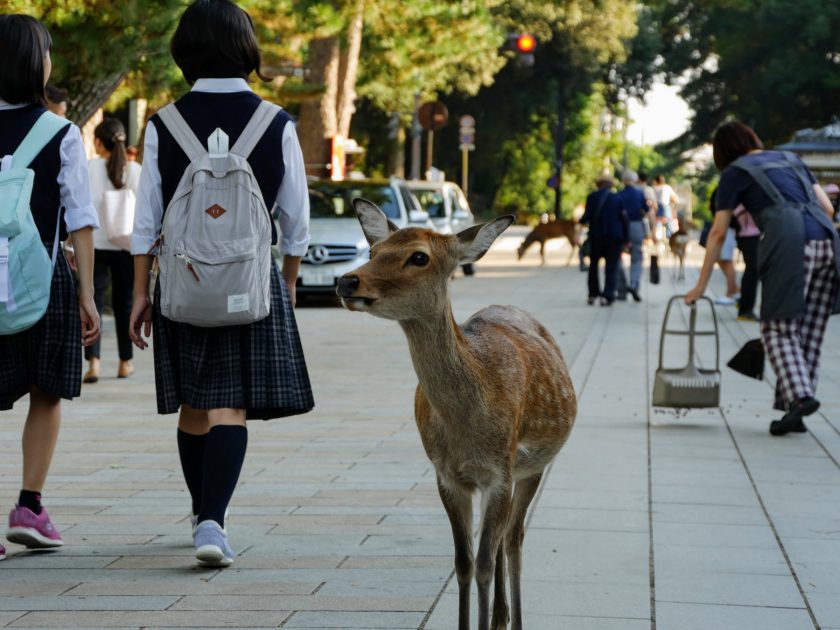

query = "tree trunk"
[[336, 0, 365, 140], [298, 36, 340, 178]]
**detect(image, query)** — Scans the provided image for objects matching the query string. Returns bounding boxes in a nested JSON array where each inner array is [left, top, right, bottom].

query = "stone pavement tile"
[[652, 502, 766, 526], [170, 595, 431, 612], [0, 583, 80, 597], [652, 522, 779, 548], [0, 613, 26, 626], [654, 543, 789, 575], [0, 596, 179, 611], [651, 470, 753, 488], [527, 506, 649, 533], [779, 537, 840, 564], [809, 591, 840, 627], [797, 563, 840, 594], [7, 611, 291, 627], [655, 602, 813, 630], [651, 481, 758, 506], [337, 555, 451, 569], [283, 611, 424, 628], [655, 572, 804, 608], [353, 534, 453, 556], [314, 578, 444, 598], [521, 579, 650, 618], [534, 488, 647, 511], [65, 579, 320, 597], [0, 554, 118, 569], [522, 529, 649, 585]]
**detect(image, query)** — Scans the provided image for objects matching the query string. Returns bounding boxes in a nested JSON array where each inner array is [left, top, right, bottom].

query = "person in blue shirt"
[[616, 170, 653, 302], [580, 175, 628, 305]]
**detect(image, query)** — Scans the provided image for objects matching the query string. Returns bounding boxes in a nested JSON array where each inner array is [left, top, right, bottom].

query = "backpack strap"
[[230, 101, 282, 159], [731, 155, 786, 206], [11, 111, 70, 170], [156, 104, 207, 161], [780, 151, 818, 202]]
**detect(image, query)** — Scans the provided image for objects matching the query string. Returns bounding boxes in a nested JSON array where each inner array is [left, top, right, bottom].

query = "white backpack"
[[155, 101, 279, 327]]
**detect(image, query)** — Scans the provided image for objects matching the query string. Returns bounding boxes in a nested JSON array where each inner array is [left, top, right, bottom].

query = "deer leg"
[[491, 541, 509, 630], [566, 238, 575, 267], [539, 241, 546, 266], [506, 473, 542, 630], [477, 484, 513, 630], [437, 477, 474, 630]]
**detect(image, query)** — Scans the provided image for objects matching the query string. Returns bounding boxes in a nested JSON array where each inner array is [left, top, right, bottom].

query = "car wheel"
[[462, 263, 475, 276]]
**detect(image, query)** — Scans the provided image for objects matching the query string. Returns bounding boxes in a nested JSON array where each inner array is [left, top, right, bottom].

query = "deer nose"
[[336, 275, 360, 298]]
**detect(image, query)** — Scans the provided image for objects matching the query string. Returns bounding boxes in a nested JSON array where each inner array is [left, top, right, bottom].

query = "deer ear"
[[456, 215, 515, 263], [353, 198, 400, 246]]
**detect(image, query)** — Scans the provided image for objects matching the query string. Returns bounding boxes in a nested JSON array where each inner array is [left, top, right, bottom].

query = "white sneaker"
[[190, 507, 229, 534], [714, 296, 736, 306]]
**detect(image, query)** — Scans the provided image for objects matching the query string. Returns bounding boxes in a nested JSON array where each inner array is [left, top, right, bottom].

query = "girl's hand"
[[129, 296, 154, 350], [684, 285, 704, 305], [80, 295, 101, 347], [286, 281, 297, 308], [65, 248, 77, 272]]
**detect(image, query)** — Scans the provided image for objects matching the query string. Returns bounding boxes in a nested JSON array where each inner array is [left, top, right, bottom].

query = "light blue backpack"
[[0, 111, 70, 334]]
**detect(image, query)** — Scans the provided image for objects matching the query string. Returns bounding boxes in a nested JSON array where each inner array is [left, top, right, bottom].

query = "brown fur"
[[340, 206, 576, 630], [668, 218, 690, 281], [516, 219, 580, 266]]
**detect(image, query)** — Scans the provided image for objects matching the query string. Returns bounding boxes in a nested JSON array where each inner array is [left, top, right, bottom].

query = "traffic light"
[[505, 33, 537, 67]]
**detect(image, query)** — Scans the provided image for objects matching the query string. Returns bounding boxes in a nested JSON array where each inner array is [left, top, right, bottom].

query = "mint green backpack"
[[0, 111, 70, 334]]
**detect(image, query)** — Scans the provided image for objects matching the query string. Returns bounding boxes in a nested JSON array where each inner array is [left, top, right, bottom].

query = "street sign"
[[459, 115, 475, 129], [418, 101, 449, 131]]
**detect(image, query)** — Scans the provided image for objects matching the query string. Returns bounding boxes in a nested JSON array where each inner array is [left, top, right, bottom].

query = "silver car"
[[293, 178, 430, 297], [407, 180, 476, 275]]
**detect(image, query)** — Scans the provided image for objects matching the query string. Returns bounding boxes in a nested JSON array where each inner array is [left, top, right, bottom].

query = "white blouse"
[[89, 158, 142, 251], [0, 98, 99, 235], [131, 78, 310, 257]]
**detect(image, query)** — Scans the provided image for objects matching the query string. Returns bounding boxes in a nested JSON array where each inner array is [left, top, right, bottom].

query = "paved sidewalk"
[[1, 227, 839, 629]]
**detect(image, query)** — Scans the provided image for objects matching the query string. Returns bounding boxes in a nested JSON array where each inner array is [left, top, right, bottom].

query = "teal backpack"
[[0, 111, 70, 334]]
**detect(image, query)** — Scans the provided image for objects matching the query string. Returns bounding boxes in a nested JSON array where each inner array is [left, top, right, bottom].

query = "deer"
[[668, 217, 690, 281], [516, 219, 581, 266], [337, 199, 577, 630]]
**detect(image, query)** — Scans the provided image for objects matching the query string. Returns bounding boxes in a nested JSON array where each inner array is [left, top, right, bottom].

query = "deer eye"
[[409, 252, 429, 266]]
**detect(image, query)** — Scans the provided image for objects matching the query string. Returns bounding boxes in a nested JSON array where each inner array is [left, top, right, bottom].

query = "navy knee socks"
[[197, 425, 248, 528], [177, 429, 207, 516]]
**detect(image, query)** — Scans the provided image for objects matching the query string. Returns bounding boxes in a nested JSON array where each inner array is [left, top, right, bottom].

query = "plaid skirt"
[[0, 253, 82, 410], [153, 262, 314, 420]]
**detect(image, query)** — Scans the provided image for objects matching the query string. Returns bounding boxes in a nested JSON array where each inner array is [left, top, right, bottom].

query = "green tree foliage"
[[654, 0, 840, 146]]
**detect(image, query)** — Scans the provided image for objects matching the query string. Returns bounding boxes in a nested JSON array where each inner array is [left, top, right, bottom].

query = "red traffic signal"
[[515, 34, 536, 54]]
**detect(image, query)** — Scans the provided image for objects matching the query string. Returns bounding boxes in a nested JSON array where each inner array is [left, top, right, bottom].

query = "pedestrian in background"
[[654, 174, 680, 237], [82, 118, 141, 383], [709, 189, 740, 306], [733, 201, 760, 321], [616, 170, 650, 302], [580, 175, 627, 306], [686, 121, 840, 436], [0, 14, 100, 559], [129, 0, 314, 568]]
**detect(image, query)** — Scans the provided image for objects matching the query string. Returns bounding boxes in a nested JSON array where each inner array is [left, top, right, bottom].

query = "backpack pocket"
[[0, 169, 34, 238], [162, 236, 268, 327]]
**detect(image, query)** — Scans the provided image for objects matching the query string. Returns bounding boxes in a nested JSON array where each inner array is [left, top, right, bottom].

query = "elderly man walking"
[[616, 170, 652, 302]]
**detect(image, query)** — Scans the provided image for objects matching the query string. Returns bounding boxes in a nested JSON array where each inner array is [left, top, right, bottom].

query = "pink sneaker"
[[6, 505, 63, 548], [0, 543, 5, 560]]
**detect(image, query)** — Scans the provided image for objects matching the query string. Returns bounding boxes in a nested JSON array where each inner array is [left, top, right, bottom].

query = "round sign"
[[459, 115, 475, 129], [418, 101, 449, 131]]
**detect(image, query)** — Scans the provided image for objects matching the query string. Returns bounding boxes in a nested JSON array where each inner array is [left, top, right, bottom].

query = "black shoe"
[[629, 288, 642, 302], [769, 415, 807, 436], [769, 397, 819, 436], [587, 296, 596, 305], [580, 265, 589, 272], [616, 293, 627, 301]]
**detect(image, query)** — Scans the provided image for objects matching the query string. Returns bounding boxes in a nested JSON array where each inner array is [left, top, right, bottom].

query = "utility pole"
[[410, 93, 422, 181], [553, 83, 566, 220]]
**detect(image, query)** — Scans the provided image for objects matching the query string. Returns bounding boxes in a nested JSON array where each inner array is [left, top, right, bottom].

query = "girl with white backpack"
[[81, 118, 141, 383], [0, 14, 100, 560], [129, 0, 314, 568]]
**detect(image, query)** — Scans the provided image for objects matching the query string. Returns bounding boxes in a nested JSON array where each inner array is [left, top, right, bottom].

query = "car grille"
[[302, 244, 360, 265]]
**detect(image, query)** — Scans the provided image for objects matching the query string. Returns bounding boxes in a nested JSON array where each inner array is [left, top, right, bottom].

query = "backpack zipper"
[[175, 253, 200, 283]]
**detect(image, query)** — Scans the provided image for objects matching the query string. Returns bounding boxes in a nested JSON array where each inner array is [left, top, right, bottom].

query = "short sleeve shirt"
[[718, 151, 829, 240]]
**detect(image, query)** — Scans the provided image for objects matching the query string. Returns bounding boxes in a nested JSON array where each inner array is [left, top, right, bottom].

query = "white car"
[[407, 180, 476, 275], [293, 178, 430, 297]]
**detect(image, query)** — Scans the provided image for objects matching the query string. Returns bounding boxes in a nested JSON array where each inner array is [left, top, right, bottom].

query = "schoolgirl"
[[129, 0, 314, 567], [0, 15, 100, 560], [687, 121, 840, 436], [82, 118, 142, 383]]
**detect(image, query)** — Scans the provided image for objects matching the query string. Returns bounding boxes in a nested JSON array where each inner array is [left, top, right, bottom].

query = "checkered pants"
[[761, 240, 839, 411]]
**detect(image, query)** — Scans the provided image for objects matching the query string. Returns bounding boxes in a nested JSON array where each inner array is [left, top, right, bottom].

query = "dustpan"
[[652, 295, 721, 408]]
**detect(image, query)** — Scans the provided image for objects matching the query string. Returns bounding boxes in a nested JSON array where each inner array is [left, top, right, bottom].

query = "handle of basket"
[[657, 295, 681, 371]]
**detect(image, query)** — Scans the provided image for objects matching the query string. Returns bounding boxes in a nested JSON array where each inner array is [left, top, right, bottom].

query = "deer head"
[[337, 198, 513, 321]]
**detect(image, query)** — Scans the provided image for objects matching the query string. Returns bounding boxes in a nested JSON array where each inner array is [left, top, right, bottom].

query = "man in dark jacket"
[[580, 175, 628, 305], [616, 170, 652, 302]]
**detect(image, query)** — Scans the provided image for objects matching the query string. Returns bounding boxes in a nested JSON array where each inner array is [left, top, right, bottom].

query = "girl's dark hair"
[[713, 121, 764, 170], [95, 118, 128, 189], [0, 14, 52, 105], [170, 0, 268, 85]]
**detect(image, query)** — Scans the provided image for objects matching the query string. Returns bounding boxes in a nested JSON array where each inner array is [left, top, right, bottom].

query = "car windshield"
[[309, 184, 400, 219], [412, 189, 446, 218]]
